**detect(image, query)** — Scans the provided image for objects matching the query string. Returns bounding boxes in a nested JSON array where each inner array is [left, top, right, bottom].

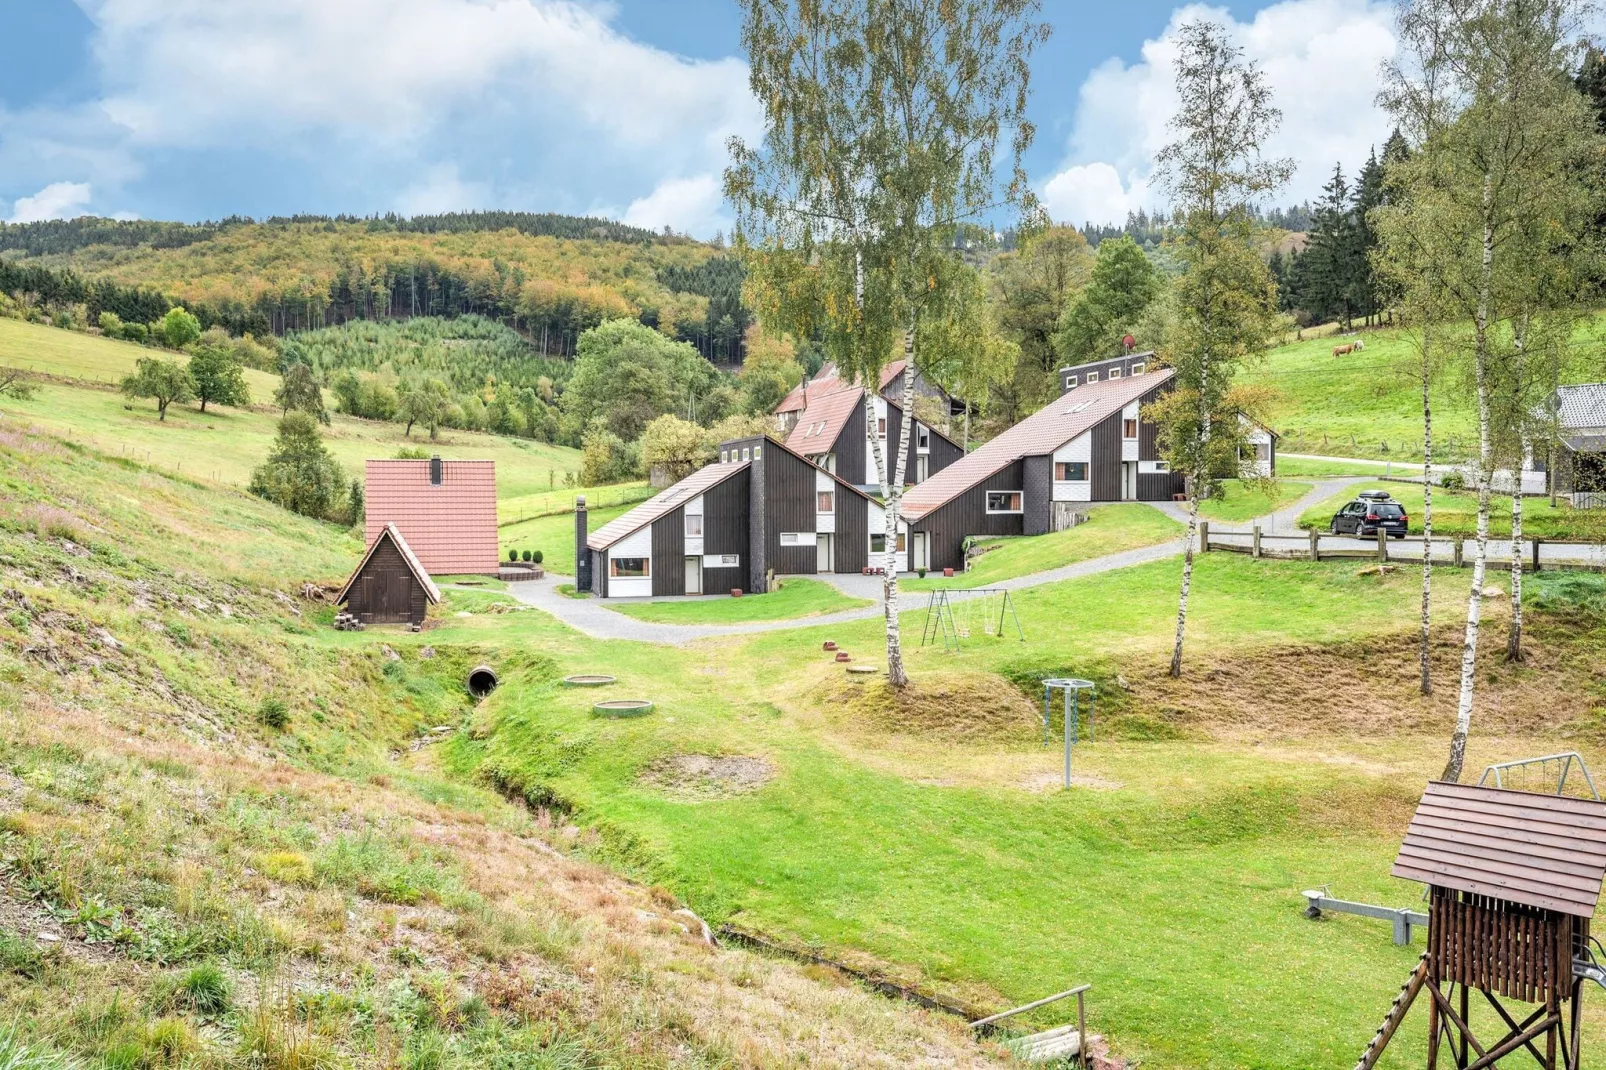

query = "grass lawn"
[[604, 578, 871, 623], [902, 503, 1183, 592], [14, 416, 1606, 1068], [1296, 482, 1606, 540], [0, 330, 581, 500], [431, 551, 1579, 1070], [1240, 314, 1606, 463], [1195, 479, 1313, 523], [498, 500, 639, 575], [1276, 454, 1408, 477], [498, 481, 655, 525]]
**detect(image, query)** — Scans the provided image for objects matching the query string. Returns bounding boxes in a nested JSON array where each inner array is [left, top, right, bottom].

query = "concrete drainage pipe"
[[467, 665, 499, 699]]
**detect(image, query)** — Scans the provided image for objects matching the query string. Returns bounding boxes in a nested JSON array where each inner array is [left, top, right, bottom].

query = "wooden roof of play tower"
[[1392, 780, 1606, 917]]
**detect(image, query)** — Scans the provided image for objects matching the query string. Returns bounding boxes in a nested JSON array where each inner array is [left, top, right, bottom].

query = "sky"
[[0, 0, 1403, 236]]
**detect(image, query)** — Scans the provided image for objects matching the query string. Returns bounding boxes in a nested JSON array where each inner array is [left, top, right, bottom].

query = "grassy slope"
[[902, 504, 1183, 592], [1275, 455, 1405, 477], [12, 416, 1606, 1067], [1240, 315, 1606, 463], [444, 550, 1606, 1070], [0, 317, 584, 498], [498, 501, 638, 575], [1297, 482, 1606, 540], [0, 423, 1004, 1069], [605, 578, 870, 623], [1195, 479, 1313, 523]]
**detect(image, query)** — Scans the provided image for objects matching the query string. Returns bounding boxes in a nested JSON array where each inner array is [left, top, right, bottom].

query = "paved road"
[[1281, 453, 1546, 495], [503, 478, 1367, 646]]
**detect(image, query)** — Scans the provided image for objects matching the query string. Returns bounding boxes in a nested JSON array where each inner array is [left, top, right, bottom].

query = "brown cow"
[[1333, 343, 1356, 357]]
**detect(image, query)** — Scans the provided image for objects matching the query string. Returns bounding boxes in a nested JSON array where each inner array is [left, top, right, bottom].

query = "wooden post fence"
[[1533, 538, 1543, 573], [1199, 521, 1209, 553], [1309, 528, 1320, 562], [1377, 528, 1387, 563], [1252, 525, 1262, 559]]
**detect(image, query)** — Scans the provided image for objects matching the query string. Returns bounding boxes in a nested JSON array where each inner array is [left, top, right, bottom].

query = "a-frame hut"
[[336, 523, 441, 627]]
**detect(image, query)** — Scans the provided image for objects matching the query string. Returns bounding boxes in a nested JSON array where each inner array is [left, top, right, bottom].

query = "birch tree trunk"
[[1508, 472, 1524, 662], [1444, 172, 1496, 784], [1169, 490, 1201, 678], [1420, 314, 1434, 696], [865, 329, 917, 690]]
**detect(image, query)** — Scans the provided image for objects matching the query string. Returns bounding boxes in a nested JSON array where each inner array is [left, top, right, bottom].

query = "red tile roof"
[[336, 523, 443, 604], [365, 459, 499, 574], [901, 369, 1175, 521], [784, 384, 865, 456]]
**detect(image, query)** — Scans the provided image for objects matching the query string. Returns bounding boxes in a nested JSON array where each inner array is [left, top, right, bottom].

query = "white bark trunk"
[[866, 335, 917, 690], [1445, 172, 1496, 784], [1508, 483, 1524, 662], [1420, 315, 1434, 697], [1169, 491, 1200, 678]]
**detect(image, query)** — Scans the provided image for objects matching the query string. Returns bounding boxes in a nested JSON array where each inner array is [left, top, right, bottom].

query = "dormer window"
[[1108, 368, 1122, 380], [1086, 371, 1099, 384], [1132, 363, 1146, 375]]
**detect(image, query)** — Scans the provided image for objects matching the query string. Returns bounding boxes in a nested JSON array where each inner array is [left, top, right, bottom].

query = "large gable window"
[[986, 491, 1023, 514], [609, 557, 650, 578], [1055, 462, 1087, 481]]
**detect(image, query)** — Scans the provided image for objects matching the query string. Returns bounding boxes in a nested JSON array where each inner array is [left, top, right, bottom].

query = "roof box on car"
[[1357, 489, 1393, 501]]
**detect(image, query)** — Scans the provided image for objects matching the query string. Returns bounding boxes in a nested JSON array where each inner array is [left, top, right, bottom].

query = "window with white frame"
[[1153, 461, 1169, 472], [1123, 419, 1138, 439], [870, 532, 907, 553], [610, 557, 650, 578], [916, 425, 930, 450], [816, 490, 834, 512], [986, 490, 1023, 514], [1108, 368, 1122, 380], [1055, 462, 1087, 481], [720, 450, 729, 463], [1085, 371, 1099, 383], [685, 513, 703, 537], [1131, 363, 1146, 375], [1064, 373, 1078, 389], [741, 447, 751, 461], [779, 532, 803, 545], [753, 445, 763, 458]]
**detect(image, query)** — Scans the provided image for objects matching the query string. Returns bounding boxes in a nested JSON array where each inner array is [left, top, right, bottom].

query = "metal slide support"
[[1303, 890, 1429, 945]]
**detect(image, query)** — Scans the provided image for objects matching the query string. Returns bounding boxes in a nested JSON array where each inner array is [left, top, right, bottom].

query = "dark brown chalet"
[[782, 381, 964, 492], [576, 436, 905, 599], [900, 366, 1186, 574], [335, 523, 442, 627]]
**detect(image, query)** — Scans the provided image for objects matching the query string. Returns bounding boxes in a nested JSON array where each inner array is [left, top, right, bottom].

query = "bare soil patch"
[[830, 675, 1042, 743], [641, 754, 777, 799], [1018, 770, 1124, 792], [1127, 618, 1606, 741]]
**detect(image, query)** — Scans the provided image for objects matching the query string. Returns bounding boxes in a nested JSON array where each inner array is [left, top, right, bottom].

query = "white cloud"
[[8, 181, 94, 223], [395, 164, 490, 216], [3, 1, 760, 221], [1039, 0, 1398, 225], [81, 0, 757, 157], [621, 174, 727, 239]]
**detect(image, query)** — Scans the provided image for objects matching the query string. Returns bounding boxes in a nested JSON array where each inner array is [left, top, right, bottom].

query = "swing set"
[[919, 588, 1025, 650]]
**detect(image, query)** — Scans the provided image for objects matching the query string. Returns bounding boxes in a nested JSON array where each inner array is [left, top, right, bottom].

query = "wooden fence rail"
[[1198, 521, 1606, 573]]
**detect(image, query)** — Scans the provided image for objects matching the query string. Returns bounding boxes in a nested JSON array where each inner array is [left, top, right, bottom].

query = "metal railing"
[[1477, 752, 1600, 800]]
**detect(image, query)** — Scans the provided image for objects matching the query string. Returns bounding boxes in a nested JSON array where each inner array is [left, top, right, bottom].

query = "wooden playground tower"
[[1356, 780, 1606, 1070]]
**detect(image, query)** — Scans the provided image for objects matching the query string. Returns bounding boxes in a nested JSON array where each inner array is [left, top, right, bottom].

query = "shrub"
[[162, 962, 232, 1016], [520, 550, 531, 563], [508, 549, 519, 563], [259, 697, 290, 730], [531, 550, 543, 564]]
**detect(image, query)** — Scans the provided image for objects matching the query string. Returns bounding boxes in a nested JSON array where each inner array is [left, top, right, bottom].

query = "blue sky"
[[0, 0, 1399, 233]]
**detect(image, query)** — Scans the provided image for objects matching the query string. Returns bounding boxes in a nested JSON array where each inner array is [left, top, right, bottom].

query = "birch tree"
[[1380, 0, 1595, 781], [728, 0, 1047, 688], [1150, 21, 1291, 679]]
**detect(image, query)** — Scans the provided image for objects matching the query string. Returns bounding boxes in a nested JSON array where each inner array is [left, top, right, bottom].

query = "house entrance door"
[[816, 534, 833, 572], [685, 556, 703, 595]]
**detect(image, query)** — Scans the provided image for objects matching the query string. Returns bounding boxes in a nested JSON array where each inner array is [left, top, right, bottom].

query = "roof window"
[[429, 455, 442, 485]]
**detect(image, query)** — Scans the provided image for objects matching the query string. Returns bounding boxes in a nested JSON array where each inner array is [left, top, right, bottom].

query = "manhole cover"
[[564, 674, 617, 686], [594, 699, 654, 718]]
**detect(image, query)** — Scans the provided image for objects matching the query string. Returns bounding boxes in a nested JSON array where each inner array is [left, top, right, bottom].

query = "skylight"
[[1063, 400, 1093, 414]]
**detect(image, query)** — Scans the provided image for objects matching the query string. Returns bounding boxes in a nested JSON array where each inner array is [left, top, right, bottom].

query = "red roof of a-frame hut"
[[364, 458, 498, 575]]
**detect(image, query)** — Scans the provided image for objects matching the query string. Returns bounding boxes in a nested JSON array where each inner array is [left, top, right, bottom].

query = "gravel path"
[[503, 477, 1368, 646]]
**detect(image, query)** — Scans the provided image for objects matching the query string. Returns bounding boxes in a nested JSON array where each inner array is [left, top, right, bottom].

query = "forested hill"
[[0, 210, 675, 258], [0, 213, 751, 362]]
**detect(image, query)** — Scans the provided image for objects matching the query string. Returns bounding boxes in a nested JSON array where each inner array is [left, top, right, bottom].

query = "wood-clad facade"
[[582, 438, 880, 598], [336, 524, 440, 627], [907, 460, 1027, 576]]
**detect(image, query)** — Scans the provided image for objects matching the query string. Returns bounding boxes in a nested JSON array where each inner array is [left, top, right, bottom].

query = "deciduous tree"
[[275, 361, 328, 423], [1151, 20, 1292, 679], [188, 341, 251, 413], [120, 357, 194, 421], [1054, 235, 1165, 366], [248, 412, 346, 520]]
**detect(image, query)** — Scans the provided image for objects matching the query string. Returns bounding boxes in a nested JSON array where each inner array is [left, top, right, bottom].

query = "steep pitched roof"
[[879, 360, 907, 391], [1392, 780, 1606, 917], [774, 364, 845, 414], [784, 384, 865, 456], [901, 369, 1176, 521], [365, 459, 499, 574], [336, 523, 443, 605], [1551, 383, 1606, 430], [587, 459, 750, 551]]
